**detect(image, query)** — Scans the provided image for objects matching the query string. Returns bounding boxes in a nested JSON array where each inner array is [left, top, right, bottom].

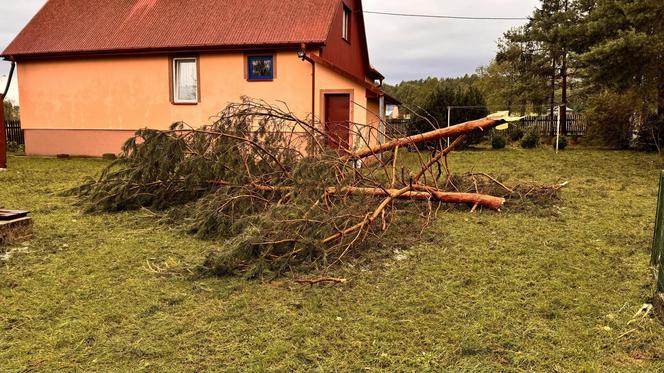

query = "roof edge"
[[1, 42, 327, 61]]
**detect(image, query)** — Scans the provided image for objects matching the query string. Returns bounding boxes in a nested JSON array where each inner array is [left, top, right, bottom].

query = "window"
[[342, 5, 351, 41], [172, 57, 198, 103], [247, 55, 274, 81]]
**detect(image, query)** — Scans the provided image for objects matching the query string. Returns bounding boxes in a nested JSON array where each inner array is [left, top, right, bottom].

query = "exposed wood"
[[330, 186, 504, 210], [468, 172, 515, 194], [413, 135, 467, 183], [352, 117, 503, 159], [294, 277, 348, 285], [0, 210, 29, 221], [413, 185, 505, 211], [322, 185, 414, 244], [0, 217, 33, 245]]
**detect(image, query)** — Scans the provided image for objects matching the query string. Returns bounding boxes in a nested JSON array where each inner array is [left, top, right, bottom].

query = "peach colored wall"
[[25, 129, 135, 156], [366, 99, 381, 146], [17, 51, 376, 156]]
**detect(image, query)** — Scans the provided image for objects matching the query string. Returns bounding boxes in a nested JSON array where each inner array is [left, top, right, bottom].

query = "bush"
[[570, 135, 580, 145], [509, 128, 524, 142], [7, 141, 24, 154], [491, 134, 507, 149], [553, 136, 568, 150], [520, 128, 540, 149], [583, 90, 638, 149], [634, 113, 664, 153]]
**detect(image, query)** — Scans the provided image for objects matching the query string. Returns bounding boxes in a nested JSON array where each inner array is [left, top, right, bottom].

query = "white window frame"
[[172, 57, 198, 104], [342, 6, 350, 41]]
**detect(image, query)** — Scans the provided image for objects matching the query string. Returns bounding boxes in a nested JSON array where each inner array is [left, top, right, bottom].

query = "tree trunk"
[[659, 81, 664, 117], [561, 52, 568, 136], [352, 117, 505, 159]]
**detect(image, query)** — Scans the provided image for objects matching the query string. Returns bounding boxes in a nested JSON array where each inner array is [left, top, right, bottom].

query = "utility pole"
[[560, 0, 569, 136], [550, 55, 556, 136]]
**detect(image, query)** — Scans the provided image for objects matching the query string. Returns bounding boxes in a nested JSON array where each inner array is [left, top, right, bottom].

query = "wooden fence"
[[386, 119, 411, 139], [5, 120, 24, 145]]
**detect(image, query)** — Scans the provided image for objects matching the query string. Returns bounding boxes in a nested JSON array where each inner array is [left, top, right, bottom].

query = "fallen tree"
[[71, 98, 558, 278]]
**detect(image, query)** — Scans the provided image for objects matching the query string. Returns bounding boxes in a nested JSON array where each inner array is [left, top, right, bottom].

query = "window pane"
[[248, 56, 274, 80], [175, 59, 197, 102]]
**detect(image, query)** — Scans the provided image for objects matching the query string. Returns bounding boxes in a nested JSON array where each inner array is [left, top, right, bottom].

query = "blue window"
[[247, 55, 274, 81]]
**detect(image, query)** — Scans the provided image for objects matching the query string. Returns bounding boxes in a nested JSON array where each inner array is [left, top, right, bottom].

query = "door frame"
[[320, 89, 354, 149]]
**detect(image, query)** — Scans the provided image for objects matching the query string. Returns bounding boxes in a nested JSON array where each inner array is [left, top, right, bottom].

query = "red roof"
[[2, 0, 341, 58]]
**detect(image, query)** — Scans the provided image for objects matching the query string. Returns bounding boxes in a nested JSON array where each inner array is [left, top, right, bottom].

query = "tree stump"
[[0, 210, 32, 245]]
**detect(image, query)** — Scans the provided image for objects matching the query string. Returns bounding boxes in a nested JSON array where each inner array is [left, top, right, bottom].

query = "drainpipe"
[[298, 44, 316, 124], [378, 94, 385, 145], [0, 61, 15, 169]]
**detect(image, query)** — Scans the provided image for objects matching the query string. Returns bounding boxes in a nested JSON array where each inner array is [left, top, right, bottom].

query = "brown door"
[[324, 94, 350, 150]]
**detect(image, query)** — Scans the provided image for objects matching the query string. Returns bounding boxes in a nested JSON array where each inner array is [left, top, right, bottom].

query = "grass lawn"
[[2, 147, 664, 372]]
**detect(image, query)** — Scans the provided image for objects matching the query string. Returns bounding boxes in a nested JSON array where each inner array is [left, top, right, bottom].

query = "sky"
[[0, 0, 538, 102]]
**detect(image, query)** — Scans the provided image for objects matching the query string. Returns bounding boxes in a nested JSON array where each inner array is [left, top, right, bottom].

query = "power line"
[[363, 10, 529, 21]]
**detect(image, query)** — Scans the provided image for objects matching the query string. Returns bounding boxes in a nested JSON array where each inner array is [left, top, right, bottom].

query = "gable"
[[319, 0, 374, 82]]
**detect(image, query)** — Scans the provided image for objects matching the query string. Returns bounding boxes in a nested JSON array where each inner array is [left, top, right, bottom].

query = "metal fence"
[[5, 120, 23, 145], [388, 113, 585, 140]]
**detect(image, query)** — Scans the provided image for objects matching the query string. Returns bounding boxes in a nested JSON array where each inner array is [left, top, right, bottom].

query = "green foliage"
[[553, 136, 568, 150], [383, 77, 445, 111], [419, 82, 489, 147], [69, 99, 402, 278], [520, 128, 541, 149], [2, 100, 19, 121], [476, 0, 664, 149], [510, 127, 525, 142], [6, 141, 24, 154], [579, 0, 664, 98], [634, 113, 664, 152], [4, 152, 664, 372], [491, 134, 507, 149], [583, 90, 637, 149], [384, 76, 489, 144], [477, 32, 551, 114]]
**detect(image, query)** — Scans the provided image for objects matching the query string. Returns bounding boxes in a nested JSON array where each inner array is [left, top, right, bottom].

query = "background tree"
[[385, 76, 488, 147], [576, 0, 664, 149], [3, 100, 19, 121], [477, 29, 551, 116]]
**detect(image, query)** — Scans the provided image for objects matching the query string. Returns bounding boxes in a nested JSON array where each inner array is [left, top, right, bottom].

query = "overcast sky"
[[0, 0, 537, 102]]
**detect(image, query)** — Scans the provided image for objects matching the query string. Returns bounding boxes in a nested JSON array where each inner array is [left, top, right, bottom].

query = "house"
[[1, 0, 397, 157]]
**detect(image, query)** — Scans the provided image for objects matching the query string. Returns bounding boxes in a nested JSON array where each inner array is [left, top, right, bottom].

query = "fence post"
[[0, 94, 6, 169], [651, 171, 664, 266]]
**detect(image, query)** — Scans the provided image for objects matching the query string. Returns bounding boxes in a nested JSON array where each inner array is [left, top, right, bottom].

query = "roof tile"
[[3, 0, 340, 57]]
